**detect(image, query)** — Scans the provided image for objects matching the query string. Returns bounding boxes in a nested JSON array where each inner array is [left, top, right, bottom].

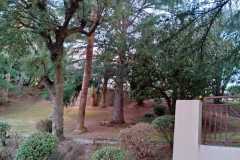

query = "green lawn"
[[0, 102, 51, 134], [0, 101, 112, 134]]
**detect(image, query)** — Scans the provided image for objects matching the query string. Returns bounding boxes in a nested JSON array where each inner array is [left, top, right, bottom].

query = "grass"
[[0, 102, 51, 134], [202, 132, 240, 147], [0, 100, 113, 134]]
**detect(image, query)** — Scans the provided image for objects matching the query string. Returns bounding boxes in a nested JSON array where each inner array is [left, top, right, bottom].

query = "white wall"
[[199, 145, 240, 160], [173, 100, 202, 160], [173, 100, 240, 160]]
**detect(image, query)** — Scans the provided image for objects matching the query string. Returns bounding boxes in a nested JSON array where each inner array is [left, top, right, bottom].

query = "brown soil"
[[0, 86, 173, 160], [68, 99, 158, 139], [1, 86, 158, 139]]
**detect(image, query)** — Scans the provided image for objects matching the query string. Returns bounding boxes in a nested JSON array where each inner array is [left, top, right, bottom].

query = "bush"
[[143, 113, 155, 119], [39, 90, 51, 100], [36, 118, 52, 133], [91, 146, 129, 160], [119, 123, 161, 160], [16, 132, 57, 160], [138, 113, 156, 123], [152, 115, 175, 148], [0, 147, 11, 159], [0, 122, 11, 146], [0, 96, 7, 105], [153, 105, 165, 116]]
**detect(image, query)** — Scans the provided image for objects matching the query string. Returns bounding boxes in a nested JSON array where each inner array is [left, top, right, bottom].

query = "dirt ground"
[[1, 86, 157, 138], [0, 86, 172, 160], [68, 100, 158, 139]]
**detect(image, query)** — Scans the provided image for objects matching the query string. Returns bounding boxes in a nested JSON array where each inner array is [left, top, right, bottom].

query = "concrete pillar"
[[173, 100, 202, 160]]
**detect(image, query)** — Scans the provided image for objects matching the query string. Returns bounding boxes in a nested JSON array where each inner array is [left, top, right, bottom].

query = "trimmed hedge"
[[16, 132, 57, 160]]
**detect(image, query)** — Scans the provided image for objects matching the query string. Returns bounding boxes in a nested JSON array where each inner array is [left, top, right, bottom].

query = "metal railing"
[[203, 96, 240, 146]]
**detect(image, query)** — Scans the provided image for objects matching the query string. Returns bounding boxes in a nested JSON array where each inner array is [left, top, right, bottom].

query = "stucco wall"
[[199, 145, 240, 160]]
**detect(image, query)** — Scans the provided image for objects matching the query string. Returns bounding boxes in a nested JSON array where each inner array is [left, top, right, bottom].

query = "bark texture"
[[100, 77, 108, 108], [17, 71, 25, 90], [52, 61, 65, 139], [75, 30, 95, 133], [74, 8, 97, 133], [112, 54, 125, 124], [112, 18, 129, 124], [37, 55, 65, 139]]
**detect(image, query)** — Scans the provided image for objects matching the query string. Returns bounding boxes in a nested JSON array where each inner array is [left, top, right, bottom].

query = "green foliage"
[[0, 52, 19, 91], [119, 123, 161, 160], [153, 105, 166, 116], [0, 96, 7, 105], [227, 85, 240, 95], [39, 89, 51, 100], [39, 66, 83, 105], [36, 118, 52, 133], [128, 1, 240, 114], [91, 146, 129, 160], [63, 69, 82, 106], [144, 113, 155, 119], [139, 113, 157, 123], [152, 115, 175, 147], [16, 132, 57, 160], [0, 121, 11, 146]]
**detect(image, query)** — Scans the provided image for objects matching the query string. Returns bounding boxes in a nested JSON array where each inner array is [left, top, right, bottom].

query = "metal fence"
[[203, 96, 240, 147]]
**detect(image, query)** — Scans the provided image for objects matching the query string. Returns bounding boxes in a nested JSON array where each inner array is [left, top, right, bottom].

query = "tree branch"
[[199, 0, 229, 55], [63, 0, 80, 29], [37, 76, 55, 94], [66, 18, 99, 36]]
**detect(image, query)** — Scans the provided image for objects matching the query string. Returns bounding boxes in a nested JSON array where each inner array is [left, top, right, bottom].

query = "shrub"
[[119, 123, 161, 160], [16, 132, 57, 160], [36, 118, 52, 133], [139, 113, 157, 123], [39, 90, 51, 100], [0, 122, 11, 146], [152, 115, 175, 148], [91, 146, 129, 160], [0, 96, 7, 105], [0, 147, 6, 159], [0, 147, 11, 159], [143, 113, 155, 119], [153, 105, 165, 116]]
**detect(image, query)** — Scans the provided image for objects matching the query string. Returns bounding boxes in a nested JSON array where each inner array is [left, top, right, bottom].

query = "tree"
[[0, 8, 46, 93], [96, 0, 161, 124], [8, 0, 103, 139], [75, 7, 98, 133], [129, 0, 240, 114]]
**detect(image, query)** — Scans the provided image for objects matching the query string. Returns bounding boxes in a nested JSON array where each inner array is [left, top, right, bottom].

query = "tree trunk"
[[90, 94, 95, 107], [111, 17, 129, 124], [37, 63, 65, 140], [213, 77, 222, 103], [112, 55, 125, 124], [157, 88, 175, 115], [100, 77, 108, 108], [52, 61, 65, 139], [3, 74, 10, 102], [75, 28, 95, 134], [90, 85, 96, 107], [95, 88, 99, 106], [171, 98, 177, 114], [18, 71, 25, 90]]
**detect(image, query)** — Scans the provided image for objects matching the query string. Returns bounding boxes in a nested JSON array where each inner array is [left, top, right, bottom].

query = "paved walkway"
[[65, 136, 118, 144], [19, 134, 118, 144]]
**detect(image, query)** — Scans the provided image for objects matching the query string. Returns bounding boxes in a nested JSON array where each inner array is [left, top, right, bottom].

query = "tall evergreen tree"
[[6, 0, 105, 139]]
